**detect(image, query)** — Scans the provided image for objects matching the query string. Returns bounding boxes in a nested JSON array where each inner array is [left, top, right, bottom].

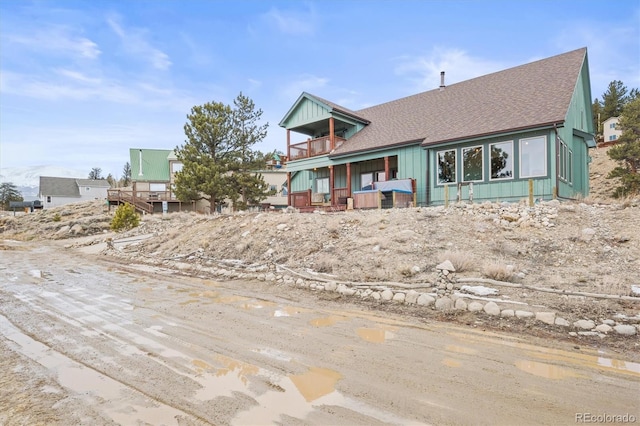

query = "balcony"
[[289, 136, 346, 160]]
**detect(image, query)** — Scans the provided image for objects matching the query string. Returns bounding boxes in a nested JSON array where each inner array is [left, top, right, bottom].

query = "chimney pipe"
[[439, 71, 445, 91], [139, 149, 143, 176]]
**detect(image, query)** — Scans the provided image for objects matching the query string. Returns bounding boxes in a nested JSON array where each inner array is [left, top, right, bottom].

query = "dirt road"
[[1, 240, 638, 426]]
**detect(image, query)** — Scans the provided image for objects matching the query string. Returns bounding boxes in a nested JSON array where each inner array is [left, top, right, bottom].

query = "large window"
[[462, 146, 484, 182], [437, 149, 456, 184], [520, 136, 546, 178], [490, 141, 513, 180]]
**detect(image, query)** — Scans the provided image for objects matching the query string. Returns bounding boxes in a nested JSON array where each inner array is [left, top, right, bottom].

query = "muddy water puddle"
[[0, 313, 188, 424]]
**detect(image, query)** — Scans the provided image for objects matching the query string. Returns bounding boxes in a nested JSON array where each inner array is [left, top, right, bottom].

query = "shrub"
[[110, 203, 140, 232], [482, 262, 516, 282], [52, 213, 61, 222], [438, 250, 475, 272]]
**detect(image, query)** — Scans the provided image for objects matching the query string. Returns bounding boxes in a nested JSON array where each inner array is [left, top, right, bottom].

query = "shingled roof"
[[327, 47, 587, 157]]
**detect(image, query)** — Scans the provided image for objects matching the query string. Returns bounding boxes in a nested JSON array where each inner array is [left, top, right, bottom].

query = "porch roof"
[[317, 47, 587, 157]]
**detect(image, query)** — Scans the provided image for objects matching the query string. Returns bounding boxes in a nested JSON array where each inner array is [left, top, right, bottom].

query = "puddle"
[[597, 357, 640, 374], [274, 306, 306, 317], [289, 367, 342, 402], [356, 327, 395, 343], [193, 355, 260, 400], [309, 315, 346, 327], [515, 360, 586, 380], [0, 314, 188, 424]]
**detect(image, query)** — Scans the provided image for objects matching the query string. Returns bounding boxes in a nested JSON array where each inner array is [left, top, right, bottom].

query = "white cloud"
[[106, 14, 172, 70], [6, 26, 101, 59], [394, 47, 506, 92]]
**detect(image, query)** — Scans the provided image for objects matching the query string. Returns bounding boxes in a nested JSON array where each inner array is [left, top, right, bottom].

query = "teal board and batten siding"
[[556, 57, 595, 198], [283, 99, 332, 129], [427, 129, 556, 205]]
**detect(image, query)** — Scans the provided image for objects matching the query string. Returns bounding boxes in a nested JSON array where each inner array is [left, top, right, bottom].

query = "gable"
[[130, 148, 172, 181]]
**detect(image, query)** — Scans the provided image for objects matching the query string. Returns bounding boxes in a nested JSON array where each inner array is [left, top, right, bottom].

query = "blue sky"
[[1, 0, 639, 179]]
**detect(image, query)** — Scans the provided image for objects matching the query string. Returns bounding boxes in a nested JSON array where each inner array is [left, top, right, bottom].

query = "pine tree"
[[174, 93, 269, 213], [89, 167, 103, 180], [601, 80, 628, 122], [0, 182, 23, 210], [121, 162, 131, 187], [607, 97, 640, 197]]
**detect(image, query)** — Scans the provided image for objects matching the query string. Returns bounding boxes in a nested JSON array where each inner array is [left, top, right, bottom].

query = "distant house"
[[279, 47, 596, 209], [39, 176, 111, 209], [108, 148, 197, 214], [258, 168, 288, 209], [602, 117, 621, 143]]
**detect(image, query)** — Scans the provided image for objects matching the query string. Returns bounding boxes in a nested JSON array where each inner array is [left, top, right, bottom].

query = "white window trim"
[[519, 136, 547, 178], [461, 145, 484, 183], [489, 141, 514, 181], [436, 149, 457, 185]]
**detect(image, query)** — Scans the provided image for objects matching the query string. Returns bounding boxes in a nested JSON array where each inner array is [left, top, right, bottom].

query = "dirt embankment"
[[1, 146, 638, 355]]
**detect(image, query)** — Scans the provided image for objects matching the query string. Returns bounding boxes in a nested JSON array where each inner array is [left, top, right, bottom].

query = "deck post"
[[346, 162, 352, 197], [329, 117, 335, 151], [329, 165, 334, 206]]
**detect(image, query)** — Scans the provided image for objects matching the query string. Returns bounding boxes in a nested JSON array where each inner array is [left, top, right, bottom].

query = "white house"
[[39, 176, 111, 209], [603, 116, 622, 143]]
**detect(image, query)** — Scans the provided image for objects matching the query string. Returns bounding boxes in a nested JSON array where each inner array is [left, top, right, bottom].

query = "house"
[[108, 148, 286, 213], [279, 47, 596, 209], [108, 148, 197, 214], [602, 117, 621, 144], [39, 176, 111, 209]]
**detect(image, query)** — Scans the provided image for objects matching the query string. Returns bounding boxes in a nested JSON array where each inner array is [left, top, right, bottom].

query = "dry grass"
[[482, 261, 516, 282], [438, 250, 475, 273]]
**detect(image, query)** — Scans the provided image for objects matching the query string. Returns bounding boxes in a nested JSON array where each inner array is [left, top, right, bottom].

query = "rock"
[[435, 296, 453, 311], [436, 260, 455, 272], [501, 309, 515, 318], [461, 285, 499, 296], [535, 312, 556, 325], [276, 223, 288, 231], [515, 310, 534, 319], [602, 319, 616, 326], [613, 325, 637, 336], [595, 324, 612, 333], [381, 289, 394, 301], [573, 320, 595, 330], [324, 281, 337, 292], [568, 332, 578, 337], [580, 228, 596, 241], [555, 317, 570, 327], [405, 290, 419, 304], [578, 331, 599, 337], [467, 301, 484, 312], [483, 302, 500, 316], [454, 298, 467, 310], [371, 292, 381, 301], [392, 292, 406, 303], [417, 294, 435, 306]]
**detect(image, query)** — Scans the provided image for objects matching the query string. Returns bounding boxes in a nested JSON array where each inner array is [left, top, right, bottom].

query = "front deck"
[[107, 189, 193, 214]]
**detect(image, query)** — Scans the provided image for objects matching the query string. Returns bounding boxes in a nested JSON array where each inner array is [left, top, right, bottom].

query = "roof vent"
[[439, 71, 445, 91]]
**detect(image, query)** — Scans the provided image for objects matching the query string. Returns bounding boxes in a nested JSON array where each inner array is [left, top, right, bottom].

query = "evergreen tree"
[[0, 182, 23, 210], [88, 167, 103, 180], [174, 93, 269, 213], [592, 98, 603, 137], [601, 80, 628, 122], [607, 97, 640, 197], [229, 93, 269, 209], [121, 162, 132, 187], [106, 174, 117, 188]]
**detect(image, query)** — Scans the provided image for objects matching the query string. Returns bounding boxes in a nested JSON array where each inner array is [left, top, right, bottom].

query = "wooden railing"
[[289, 136, 346, 160], [107, 189, 177, 214], [290, 190, 311, 208]]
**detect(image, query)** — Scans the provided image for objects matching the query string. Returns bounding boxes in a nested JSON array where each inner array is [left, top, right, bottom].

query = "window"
[[558, 139, 572, 183], [172, 162, 183, 173], [519, 136, 546, 178], [609, 135, 617, 141], [568, 150, 573, 184], [610, 123, 616, 129], [316, 177, 329, 193], [437, 149, 456, 184], [85, 187, 90, 191], [462, 146, 484, 182], [490, 141, 513, 180], [361, 173, 373, 189], [46, 196, 51, 203]]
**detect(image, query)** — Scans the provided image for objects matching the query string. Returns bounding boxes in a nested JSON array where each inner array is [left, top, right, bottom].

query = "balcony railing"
[[289, 136, 346, 160]]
